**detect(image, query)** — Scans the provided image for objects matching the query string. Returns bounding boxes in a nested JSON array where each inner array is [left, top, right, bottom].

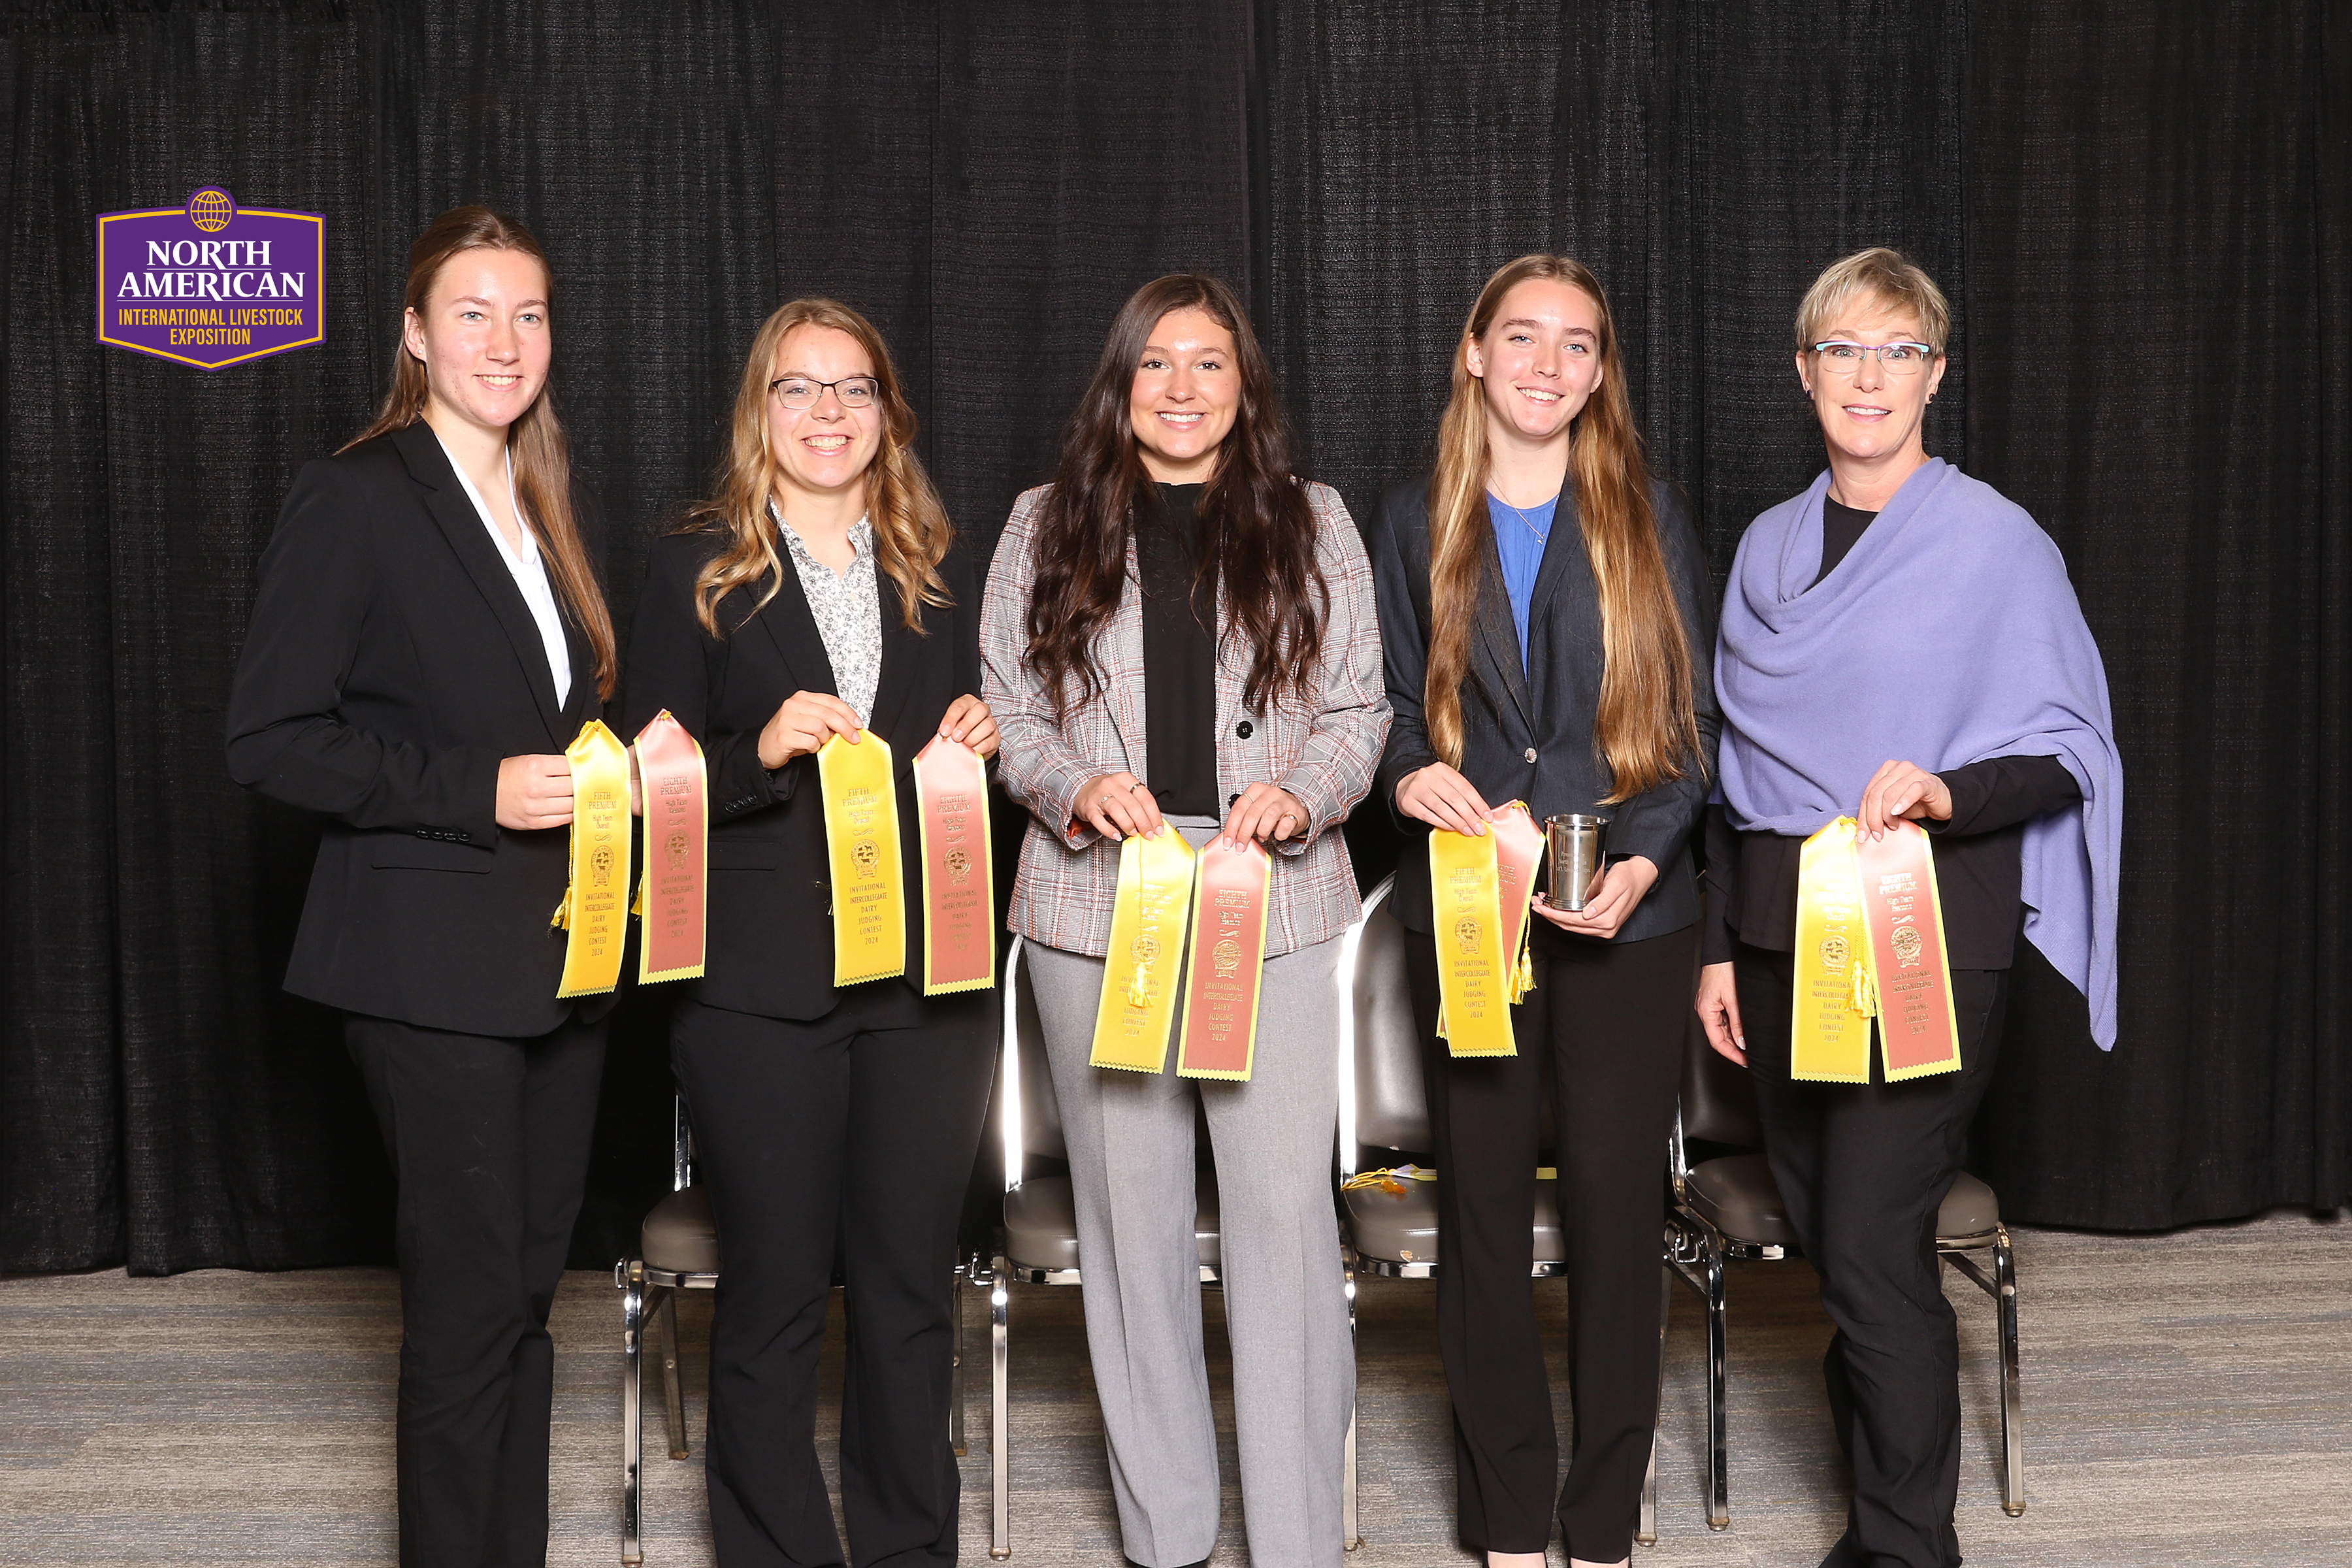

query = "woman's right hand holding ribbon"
[[758, 690, 865, 770], [1396, 760, 1492, 837], [1074, 772, 1165, 841], [496, 753, 576, 830]]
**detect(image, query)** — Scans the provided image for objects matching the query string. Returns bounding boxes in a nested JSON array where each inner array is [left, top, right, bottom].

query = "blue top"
[[1487, 491, 1560, 668]]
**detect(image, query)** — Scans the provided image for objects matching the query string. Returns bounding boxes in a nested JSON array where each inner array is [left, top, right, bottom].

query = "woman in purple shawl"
[[1695, 248, 2120, 1568]]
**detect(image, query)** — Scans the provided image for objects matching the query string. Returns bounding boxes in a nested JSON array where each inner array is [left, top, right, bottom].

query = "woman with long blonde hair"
[[1366, 255, 1719, 1568], [227, 206, 617, 1564], [623, 298, 998, 1567]]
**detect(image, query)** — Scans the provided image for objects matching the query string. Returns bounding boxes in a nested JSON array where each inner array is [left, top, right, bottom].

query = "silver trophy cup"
[[1544, 813, 1611, 911]]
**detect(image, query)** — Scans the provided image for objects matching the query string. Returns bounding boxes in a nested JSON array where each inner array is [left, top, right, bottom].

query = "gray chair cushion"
[[1004, 1174, 1222, 1274], [1686, 1155, 2003, 1250], [1938, 1170, 2002, 1239], [1684, 1154, 1799, 1249], [1343, 1175, 1563, 1269], [643, 1186, 719, 1276], [1341, 1176, 1437, 1266]]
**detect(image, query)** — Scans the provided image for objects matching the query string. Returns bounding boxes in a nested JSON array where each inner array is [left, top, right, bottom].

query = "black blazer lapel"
[[1529, 488, 1583, 625], [755, 563, 840, 700], [1475, 529, 1535, 738], [559, 610, 597, 736], [868, 604, 922, 773], [393, 423, 567, 745]]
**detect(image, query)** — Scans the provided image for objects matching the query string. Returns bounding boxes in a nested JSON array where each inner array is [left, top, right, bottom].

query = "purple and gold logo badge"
[[95, 187, 323, 370]]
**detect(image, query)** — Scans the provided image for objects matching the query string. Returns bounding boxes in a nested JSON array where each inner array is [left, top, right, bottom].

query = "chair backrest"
[[1350, 878, 1428, 1155], [1005, 938, 1068, 1170], [1679, 1008, 1764, 1149], [673, 1094, 694, 1192], [1348, 875, 1560, 1160]]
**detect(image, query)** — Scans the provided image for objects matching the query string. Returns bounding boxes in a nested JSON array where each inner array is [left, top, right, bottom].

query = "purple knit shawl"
[[1716, 459, 2123, 1048]]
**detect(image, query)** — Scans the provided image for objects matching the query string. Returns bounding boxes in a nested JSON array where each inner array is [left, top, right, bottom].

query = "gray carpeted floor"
[[3, 1208, 2347, 1566]]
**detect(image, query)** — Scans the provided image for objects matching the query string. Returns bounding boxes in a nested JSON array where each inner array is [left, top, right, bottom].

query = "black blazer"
[[619, 527, 985, 1022], [226, 422, 613, 1037], [1366, 473, 1721, 946]]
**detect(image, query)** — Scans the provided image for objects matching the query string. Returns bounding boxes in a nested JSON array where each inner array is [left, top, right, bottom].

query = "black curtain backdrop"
[[1, 1, 2342, 1273]]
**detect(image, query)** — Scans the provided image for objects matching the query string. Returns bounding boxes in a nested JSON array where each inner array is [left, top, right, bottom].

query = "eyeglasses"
[[1810, 340, 1937, 375], [768, 375, 880, 410]]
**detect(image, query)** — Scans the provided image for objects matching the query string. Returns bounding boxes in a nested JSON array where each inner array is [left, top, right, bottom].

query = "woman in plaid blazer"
[[981, 273, 1388, 1568]]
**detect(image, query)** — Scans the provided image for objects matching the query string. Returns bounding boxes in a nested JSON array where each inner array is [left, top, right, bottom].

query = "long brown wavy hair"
[[1024, 273, 1324, 722], [683, 299, 953, 636], [344, 206, 616, 701], [1424, 254, 1697, 802]]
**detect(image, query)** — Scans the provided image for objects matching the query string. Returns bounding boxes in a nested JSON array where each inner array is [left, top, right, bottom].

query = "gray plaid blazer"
[[981, 480, 1390, 958]]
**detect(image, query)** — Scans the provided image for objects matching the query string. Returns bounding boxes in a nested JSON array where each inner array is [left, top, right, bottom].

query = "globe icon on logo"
[[188, 188, 233, 232]]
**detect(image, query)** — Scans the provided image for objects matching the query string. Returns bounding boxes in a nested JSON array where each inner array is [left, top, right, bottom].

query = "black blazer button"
[[1228, 793, 1239, 808], [1524, 747, 1538, 764], [1236, 720, 1254, 739]]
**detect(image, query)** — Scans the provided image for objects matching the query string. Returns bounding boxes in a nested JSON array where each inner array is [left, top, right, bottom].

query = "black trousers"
[[1405, 922, 1696, 1561], [672, 987, 995, 1568], [344, 1011, 607, 1568], [1735, 942, 2009, 1568]]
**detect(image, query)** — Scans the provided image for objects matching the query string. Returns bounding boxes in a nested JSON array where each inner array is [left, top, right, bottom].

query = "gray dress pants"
[[1026, 824, 1354, 1567]]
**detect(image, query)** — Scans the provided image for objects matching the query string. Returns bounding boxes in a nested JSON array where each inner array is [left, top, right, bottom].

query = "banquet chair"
[[1661, 1017, 2026, 1529], [615, 1096, 718, 1567], [613, 1093, 985, 1565]]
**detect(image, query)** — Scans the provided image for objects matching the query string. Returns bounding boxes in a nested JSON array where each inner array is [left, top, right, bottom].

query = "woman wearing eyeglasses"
[[1366, 255, 1718, 1568], [622, 298, 998, 1568], [981, 272, 1388, 1568], [1695, 248, 2119, 1568]]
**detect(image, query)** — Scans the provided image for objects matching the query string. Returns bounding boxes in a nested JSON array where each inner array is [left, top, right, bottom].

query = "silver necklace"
[[1490, 489, 1557, 546]]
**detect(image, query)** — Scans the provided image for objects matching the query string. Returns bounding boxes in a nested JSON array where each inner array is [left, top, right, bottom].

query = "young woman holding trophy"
[[227, 206, 619, 1565], [622, 297, 998, 1568], [1365, 254, 1719, 1568], [980, 272, 1388, 1568]]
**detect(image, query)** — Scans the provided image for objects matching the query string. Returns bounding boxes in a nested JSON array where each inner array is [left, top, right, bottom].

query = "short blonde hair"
[[1795, 247, 1951, 356]]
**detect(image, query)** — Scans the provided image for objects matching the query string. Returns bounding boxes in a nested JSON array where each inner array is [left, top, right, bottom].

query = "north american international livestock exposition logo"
[[95, 187, 323, 369]]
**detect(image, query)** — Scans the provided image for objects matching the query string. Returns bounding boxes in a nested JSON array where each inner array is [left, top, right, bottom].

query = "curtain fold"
[[1962, 0, 2352, 1225], [0, 1, 2342, 1271]]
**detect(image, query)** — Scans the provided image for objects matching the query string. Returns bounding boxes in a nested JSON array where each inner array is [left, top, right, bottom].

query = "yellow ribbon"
[[551, 719, 632, 999], [818, 732, 906, 987], [1089, 830, 1198, 1073], [1429, 826, 1516, 1057], [1791, 817, 1963, 1083]]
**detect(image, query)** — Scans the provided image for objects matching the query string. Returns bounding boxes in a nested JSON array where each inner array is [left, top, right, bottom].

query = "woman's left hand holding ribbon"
[[1855, 759, 1953, 839], [1219, 782, 1309, 853], [938, 693, 1000, 759]]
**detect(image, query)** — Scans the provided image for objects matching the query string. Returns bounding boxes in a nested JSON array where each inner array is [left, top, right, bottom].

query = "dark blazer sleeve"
[[1603, 482, 1721, 875], [226, 457, 502, 845], [1368, 482, 1440, 828], [621, 532, 798, 819]]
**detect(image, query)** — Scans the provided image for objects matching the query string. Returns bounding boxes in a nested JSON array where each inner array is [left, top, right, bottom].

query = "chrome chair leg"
[[1344, 1264, 1362, 1550], [951, 1262, 969, 1458], [1639, 1262, 1669, 1546], [990, 1257, 1011, 1560], [619, 1263, 646, 1567], [1703, 1243, 1729, 1531], [655, 1286, 688, 1461], [1995, 1226, 2025, 1516]]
